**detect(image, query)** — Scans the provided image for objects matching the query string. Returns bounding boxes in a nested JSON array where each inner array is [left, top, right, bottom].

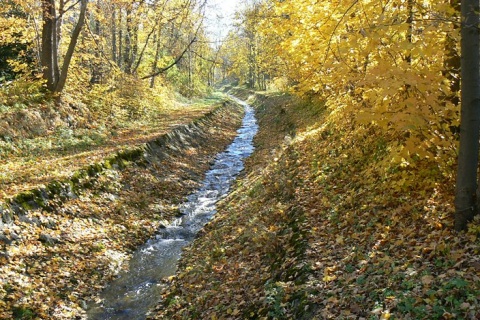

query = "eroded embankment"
[[0, 100, 244, 319]]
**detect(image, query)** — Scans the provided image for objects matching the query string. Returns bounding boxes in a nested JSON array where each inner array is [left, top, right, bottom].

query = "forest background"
[[2, 0, 480, 318]]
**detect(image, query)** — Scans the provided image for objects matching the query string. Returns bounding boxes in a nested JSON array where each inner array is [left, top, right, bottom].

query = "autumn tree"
[[222, 0, 465, 230], [220, 1, 276, 89], [1, 0, 218, 107], [454, 0, 480, 231], [0, 1, 34, 81], [40, 0, 87, 95]]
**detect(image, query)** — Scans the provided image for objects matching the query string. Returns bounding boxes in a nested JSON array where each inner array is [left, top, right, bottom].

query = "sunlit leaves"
[[147, 91, 480, 319], [247, 0, 460, 182]]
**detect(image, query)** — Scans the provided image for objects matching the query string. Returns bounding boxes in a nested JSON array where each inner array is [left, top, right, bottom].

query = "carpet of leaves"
[[148, 91, 480, 320], [0, 99, 218, 202], [0, 101, 244, 319]]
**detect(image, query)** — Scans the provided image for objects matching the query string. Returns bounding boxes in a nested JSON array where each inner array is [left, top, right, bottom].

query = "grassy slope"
[[0, 95, 224, 201], [149, 91, 480, 319]]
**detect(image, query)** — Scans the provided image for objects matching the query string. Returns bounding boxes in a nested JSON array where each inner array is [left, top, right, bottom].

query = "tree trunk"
[[112, 7, 117, 63], [150, 28, 162, 88], [124, 7, 133, 74], [41, 0, 87, 95], [454, 0, 480, 231], [132, 23, 138, 74], [90, 0, 102, 84], [188, 42, 192, 90], [57, 0, 64, 55], [405, 0, 414, 64], [41, 0, 58, 91], [118, 10, 123, 68], [54, 0, 87, 93]]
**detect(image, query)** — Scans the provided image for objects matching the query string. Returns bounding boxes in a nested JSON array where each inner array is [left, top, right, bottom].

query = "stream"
[[86, 97, 258, 320]]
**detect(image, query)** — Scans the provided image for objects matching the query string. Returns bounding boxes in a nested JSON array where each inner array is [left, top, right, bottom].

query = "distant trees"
[[1, 0, 218, 100], [220, 1, 274, 90]]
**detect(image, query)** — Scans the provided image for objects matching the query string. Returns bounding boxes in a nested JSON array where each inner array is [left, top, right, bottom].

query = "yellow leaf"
[[381, 310, 391, 319]]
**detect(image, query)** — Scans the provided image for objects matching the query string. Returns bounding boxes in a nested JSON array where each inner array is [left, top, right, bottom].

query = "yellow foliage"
[[247, 0, 460, 182]]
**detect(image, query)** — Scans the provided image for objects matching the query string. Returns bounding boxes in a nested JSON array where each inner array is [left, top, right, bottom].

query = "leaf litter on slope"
[[148, 91, 480, 320]]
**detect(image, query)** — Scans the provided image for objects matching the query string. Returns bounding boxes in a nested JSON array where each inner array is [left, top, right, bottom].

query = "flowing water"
[[87, 97, 258, 320]]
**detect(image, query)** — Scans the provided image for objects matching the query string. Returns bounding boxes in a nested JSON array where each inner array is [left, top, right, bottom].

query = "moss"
[[128, 148, 144, 161], [30, 189, 47, 209], [13, 191, 40, 211], [71, 170, 88, 184], [20, 201, 33, 211], [117, 148, 143, 162], [87, 163, 103, 177], [47, 181, 63, 196], [103, 159, 113, 169], [14, 191, 34, 203]]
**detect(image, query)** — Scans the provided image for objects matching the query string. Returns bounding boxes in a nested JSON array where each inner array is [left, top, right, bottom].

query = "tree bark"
[[41, 0, 58, 91], [57, 0, 64, 55], [405, 0, 414, 64], [454, 0, 480, 231], [112, 7, 117, 63], [41, 0, 87, 95], [118, 10, 123, 68], [150, 27, 162, 88], [124, 7, 133, 73], [90, 0, 102, 84]]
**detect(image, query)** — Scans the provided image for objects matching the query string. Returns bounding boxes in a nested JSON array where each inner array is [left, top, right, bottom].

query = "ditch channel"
[[86, 96, 258, 320]]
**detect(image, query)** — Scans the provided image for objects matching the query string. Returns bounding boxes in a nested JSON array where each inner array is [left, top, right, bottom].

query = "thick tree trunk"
[[454, 0, 480, 231], [41, 0, 58, 91], [41, 0, 87, 95]]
